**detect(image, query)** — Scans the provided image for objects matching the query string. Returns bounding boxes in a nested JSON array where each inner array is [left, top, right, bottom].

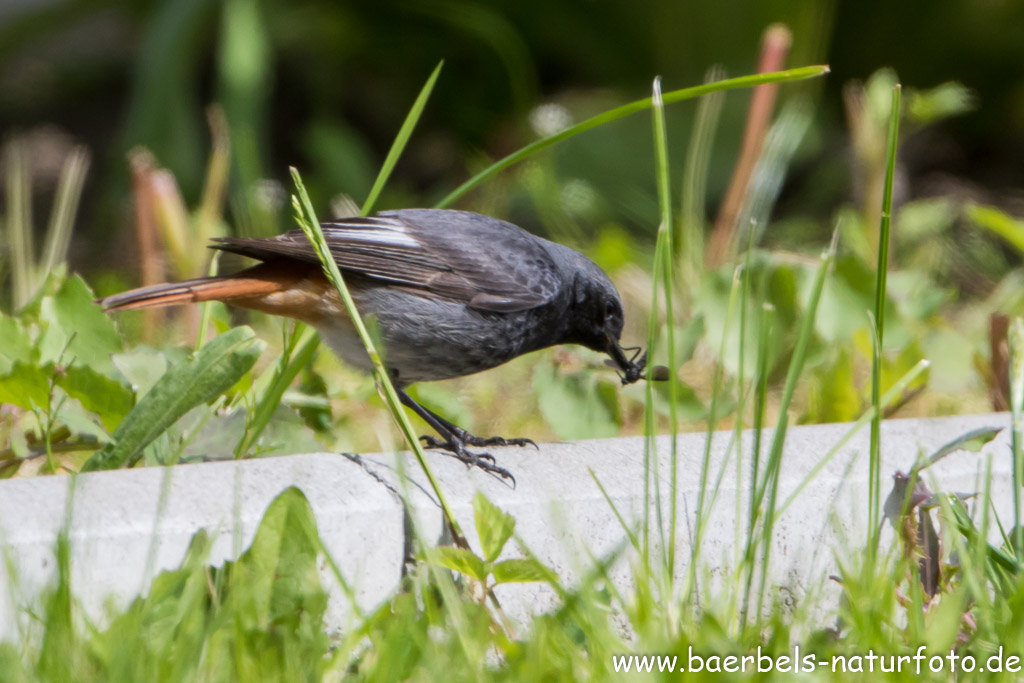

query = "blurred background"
[[2, 0, 1024, 457]]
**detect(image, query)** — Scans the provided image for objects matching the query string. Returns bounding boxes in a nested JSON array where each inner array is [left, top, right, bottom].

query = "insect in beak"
[[604, 337, 668, 384]]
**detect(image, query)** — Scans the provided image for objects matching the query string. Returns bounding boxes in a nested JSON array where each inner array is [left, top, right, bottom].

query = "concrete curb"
[[0, 413, 1013, 639]]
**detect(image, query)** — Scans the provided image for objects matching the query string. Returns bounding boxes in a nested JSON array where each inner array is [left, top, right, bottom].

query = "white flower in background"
[[560, 178, 597, 217], [529, 103, 572, 138], [251, 179, 286, 213]]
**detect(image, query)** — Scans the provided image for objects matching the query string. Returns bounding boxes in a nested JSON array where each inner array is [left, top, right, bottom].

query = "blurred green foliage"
[[1, 0, 1023, 464], [1, 0, 1022, 250]]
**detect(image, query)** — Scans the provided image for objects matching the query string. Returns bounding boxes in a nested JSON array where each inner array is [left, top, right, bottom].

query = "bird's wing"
[[211, 209, 562, 312]]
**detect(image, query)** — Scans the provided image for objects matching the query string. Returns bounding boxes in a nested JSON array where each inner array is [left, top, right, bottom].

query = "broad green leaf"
[[0, 314, 34, 374], [54, 405, 109, 444], [0, 361, 51, 411], [82, 327, 264, 471], [220, 487, 327, 632], [491, 558, 550, 584], [473, 492, 515, 562], [914, 426, 1003, 473], [37, 274, 123, 376], [54, 365, 134, 432], [427, 546, 488, 582]]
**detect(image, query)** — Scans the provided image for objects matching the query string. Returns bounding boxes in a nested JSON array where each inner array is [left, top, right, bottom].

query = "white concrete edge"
[[0, 412, 1014, 640]]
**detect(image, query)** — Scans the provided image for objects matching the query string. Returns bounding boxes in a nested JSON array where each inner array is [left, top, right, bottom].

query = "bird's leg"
[[396, 388, 517, 482], [420, 410, 538, 450]]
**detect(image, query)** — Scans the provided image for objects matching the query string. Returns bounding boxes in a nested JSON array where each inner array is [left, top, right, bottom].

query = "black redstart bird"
[[99, 208, 660, 479]]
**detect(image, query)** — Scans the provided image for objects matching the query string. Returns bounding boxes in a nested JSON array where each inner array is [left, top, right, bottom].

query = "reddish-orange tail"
[[97, 261, 334, 324], [97, 262, 301, 312], [97, 276, 283, 312]]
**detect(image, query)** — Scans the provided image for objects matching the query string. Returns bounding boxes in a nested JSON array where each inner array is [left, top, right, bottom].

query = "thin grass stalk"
[[589, 468, 641, 552], [5, 141, 32, 310], [869, 82, 901, 548], [40, 146, 90, 279], [642, 217, 667, 567], [291, 168, 466, 544], [866, 309, 884, 560], [752, 239, 835, 619], [1010, 318, 1024, 560], [731, 235, 755, 572], [234, 322, 318, 458], [229, 64, 444, 448], [739, 301, 772, 625], [680, 66, 725, 292], [695, 270, 741, 528], [973, 452, 996, 618], [195, 251, 221, 350], [775, 358, 930, 515], [436, 66, 829, 209], [362, 61, 442, 216], [196, 106, 231, 255], [685, 268, 742, 600], [651, 77, 680, 580]]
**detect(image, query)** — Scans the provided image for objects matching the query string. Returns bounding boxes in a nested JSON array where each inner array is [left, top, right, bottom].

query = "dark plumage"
[[99, 209, 648, 480]]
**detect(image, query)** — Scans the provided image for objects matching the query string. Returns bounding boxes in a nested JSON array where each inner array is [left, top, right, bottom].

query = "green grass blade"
[[234, 324, 319, 458], [651, 76, 680, 578], [195, 250, 221, 350], [1010, 318, 1024, 559], [5, 140, 33, 310], [40, 146, 90, 278], [680, 66, 725, 288], [435, 65, 829, 208], [775, 358, 931, 516], [361, 61, 443, 216], [641, 210, 666, 565], [869, 82, 901, 543], [752, 237, 835, 618], [589, 468, 641, 552], [290, 167, 466, 544]]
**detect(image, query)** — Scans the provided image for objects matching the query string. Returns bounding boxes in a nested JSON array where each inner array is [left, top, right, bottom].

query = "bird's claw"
[[465, 435, 537, 449], [418, 434, 518, 484], [420, 432, 536, 450]]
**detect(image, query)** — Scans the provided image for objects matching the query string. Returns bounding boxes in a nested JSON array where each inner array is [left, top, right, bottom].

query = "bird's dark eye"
[[603, 299, 617, 319]]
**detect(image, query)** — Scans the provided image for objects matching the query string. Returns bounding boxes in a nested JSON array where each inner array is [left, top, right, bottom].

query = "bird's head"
[[564, 257, 647, 385]]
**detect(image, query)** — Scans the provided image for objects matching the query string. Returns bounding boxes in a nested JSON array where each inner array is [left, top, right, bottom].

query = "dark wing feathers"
[[211, 209, 562, 312]]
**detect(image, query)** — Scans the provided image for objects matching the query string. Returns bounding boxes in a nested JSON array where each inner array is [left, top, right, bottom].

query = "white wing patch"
[[326, 218, 418, 248]]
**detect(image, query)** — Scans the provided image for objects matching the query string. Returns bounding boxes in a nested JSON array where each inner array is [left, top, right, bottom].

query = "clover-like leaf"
[[473, 492, 515, 562], [426, 547, 488, 582], [491, 558, 551, 584]]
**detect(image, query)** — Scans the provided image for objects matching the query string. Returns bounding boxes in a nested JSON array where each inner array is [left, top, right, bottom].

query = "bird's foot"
[[420, 432, 538, 450], [419, 435, 517, 484]]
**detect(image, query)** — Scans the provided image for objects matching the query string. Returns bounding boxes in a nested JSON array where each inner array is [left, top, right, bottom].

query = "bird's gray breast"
[[314, 285, 567, 384]]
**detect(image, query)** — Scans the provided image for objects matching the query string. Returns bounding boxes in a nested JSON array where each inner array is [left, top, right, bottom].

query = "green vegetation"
[[2, 1, 1024, 678]]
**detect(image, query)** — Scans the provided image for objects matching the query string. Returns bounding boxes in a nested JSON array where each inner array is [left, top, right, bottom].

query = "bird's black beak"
[[606, 335, 647, 385]]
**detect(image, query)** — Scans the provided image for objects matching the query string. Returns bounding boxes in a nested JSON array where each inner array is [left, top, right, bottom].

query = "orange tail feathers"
[[97, 262, 334, 325], [97, 276, 286, 312], [96, 262, 301, 312]]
